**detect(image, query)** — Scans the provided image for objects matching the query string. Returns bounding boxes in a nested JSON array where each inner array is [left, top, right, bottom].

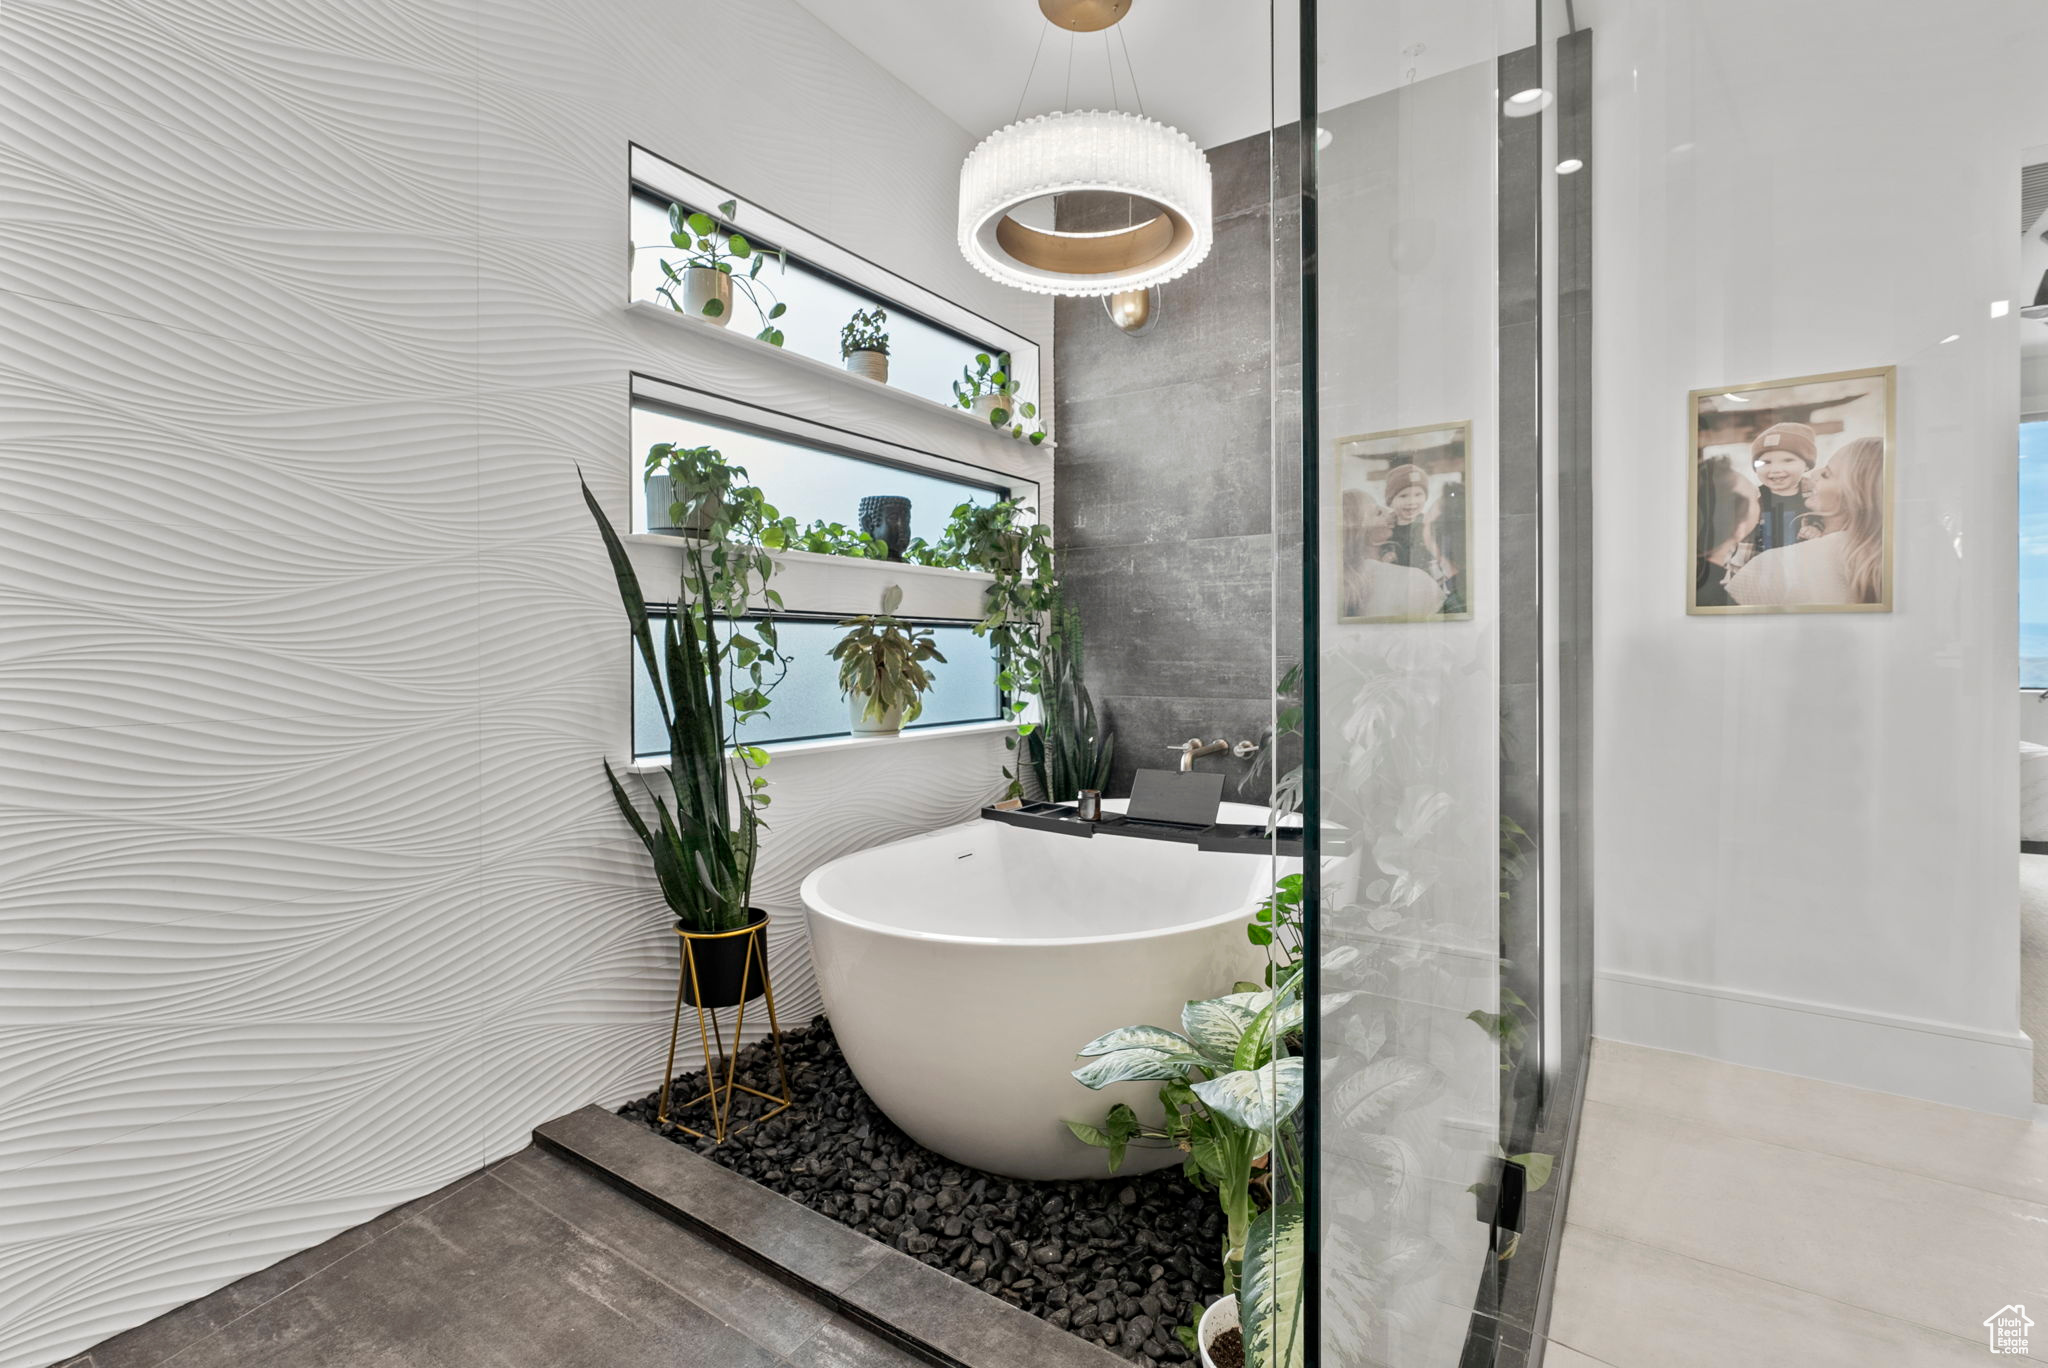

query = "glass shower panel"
[[1302, 3, 1528, 1363]]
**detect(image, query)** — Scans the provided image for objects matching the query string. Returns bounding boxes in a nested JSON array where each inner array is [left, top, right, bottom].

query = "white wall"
[[1588, 0, 2048, 1115], [0, 2, 1051, 1363]]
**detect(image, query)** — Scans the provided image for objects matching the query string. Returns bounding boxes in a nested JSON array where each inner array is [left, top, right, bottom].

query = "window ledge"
[[627, 300, 1055, 452], [621, 535, 995, 586], [627, 718, 1015, 772]]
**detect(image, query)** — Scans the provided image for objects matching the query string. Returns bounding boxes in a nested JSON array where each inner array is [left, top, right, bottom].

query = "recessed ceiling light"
[[1503, 87, 1553, 117], [1939, 333, 1961, 345], [1721, 393, 1751, 403], [1669, 141, 1696, 155], [1315, 127, 1333, 151], [1555, 158, 1584, 175], [1991, 300, 2011, 318]]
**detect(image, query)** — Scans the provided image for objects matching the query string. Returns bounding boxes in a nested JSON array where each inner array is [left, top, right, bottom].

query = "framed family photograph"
[[1689, 365, 1895, 615], [1335, 420, 1472, 623]]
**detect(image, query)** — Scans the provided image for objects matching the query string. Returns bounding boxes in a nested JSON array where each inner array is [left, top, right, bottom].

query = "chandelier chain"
[[1011, 22, 1049, 126], [1117, 22, 1145, 116]]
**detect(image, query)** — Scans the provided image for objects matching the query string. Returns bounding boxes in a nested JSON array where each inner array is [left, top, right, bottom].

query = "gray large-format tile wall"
[[1051, 129, 1303, 804]]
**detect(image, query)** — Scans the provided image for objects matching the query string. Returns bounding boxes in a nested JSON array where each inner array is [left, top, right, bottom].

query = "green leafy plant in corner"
[[656, 198, 791, 346], [1241, 661, 1305, 837], [839, 306, 889, 358], [902, 498, 1062, 795], [901, 498, 1111, 801], [579, 461, 793, 934], [1066, 972, 1305, 1307], [831, 584, 945, 726], [1027, 598, 1114, 801], [952, 352, 1046, 444]]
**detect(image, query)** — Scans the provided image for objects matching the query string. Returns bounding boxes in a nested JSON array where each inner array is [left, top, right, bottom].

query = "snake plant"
[[1028, 599, 1114, 801], [580, 469, 781, 934]]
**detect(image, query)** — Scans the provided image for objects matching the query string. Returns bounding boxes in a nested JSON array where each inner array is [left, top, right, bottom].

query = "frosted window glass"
[[630, 192, 1015, 413], [633, 619, 1003, 756], [629, 403, 1001, 544]]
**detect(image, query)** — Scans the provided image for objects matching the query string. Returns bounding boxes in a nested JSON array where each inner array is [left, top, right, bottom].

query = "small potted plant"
[[656, 198, 790, 346], [643, 441, 739, 537], [951, 352, 1047, 444], [831, 584, 944, 735], [840, 306, 890, 383]]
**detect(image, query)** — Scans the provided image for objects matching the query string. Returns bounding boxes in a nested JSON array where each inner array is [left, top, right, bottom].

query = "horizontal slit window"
[[630, 400, 1007, 545], [629, 188, 1027, 415], [632, 615, 1004, 756]]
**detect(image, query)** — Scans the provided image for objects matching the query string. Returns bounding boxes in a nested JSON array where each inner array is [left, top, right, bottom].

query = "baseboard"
[[1594, 968, 2036, 1118]]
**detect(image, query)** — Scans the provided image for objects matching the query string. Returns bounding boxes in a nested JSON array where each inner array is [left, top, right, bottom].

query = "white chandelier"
[[959, 110, 1212, 297], [958, 1, 1211, 298]]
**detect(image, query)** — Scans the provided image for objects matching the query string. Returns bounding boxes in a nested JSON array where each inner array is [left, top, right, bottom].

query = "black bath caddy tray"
[[980, 803, 1306, 860]]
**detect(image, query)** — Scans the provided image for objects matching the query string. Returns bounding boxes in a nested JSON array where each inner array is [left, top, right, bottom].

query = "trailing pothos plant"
[[1066, 971, 1307, 1368], [656, 198, 791, 346], [831, 584, 945, 725], [579, 458, 792, 934], [782, 518, 887, 559], [952, 352, 1046, 444], [922, 499, 1060, 796]]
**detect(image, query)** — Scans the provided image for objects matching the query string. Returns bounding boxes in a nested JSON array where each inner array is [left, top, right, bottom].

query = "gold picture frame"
[[1334, 420, 1474, 624], [1688, 365, 1896, 615]]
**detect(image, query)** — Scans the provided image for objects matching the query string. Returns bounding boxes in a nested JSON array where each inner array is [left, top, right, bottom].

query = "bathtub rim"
[[798, 815, 1300, 950]]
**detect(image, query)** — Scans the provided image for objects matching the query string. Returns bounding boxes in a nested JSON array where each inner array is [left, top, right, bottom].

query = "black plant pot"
[[858, 495, 913, 561], [676, 908, 770, 1008]]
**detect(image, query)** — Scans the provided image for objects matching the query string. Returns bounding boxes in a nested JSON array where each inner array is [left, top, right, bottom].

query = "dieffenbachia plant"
[[1066, 971, 1307, 1368]]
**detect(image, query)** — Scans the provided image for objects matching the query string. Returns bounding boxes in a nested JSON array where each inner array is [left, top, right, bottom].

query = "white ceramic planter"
[[844, 350, 888, 383], [643, 475, 716, 537], [971, 392, 1006, 424], [681, 266, 731, 324], [847, 693, 904, 735], [1198, 1293, 1241, 1368]]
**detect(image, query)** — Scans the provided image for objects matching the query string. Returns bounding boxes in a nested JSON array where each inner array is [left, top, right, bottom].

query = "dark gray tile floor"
[[67, 1147, 927, 1368]]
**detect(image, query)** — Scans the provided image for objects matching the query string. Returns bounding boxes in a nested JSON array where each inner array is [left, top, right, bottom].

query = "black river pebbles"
[[619, 1017, 1223, 1365]]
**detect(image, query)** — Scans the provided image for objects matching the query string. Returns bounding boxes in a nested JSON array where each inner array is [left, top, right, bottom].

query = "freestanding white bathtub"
[[799, 801, 1292, 1180]]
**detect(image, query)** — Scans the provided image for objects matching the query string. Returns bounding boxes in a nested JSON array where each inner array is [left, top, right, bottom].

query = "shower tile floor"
[[64, 1146, 921, 1368], [1545, 1039, 2048, 1366]]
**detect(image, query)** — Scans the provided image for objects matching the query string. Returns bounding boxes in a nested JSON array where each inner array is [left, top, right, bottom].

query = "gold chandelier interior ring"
[[989, 205, 1193, 277]]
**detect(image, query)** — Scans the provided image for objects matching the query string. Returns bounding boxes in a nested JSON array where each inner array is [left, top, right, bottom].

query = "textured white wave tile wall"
[[0, 0, 1051, 1362]]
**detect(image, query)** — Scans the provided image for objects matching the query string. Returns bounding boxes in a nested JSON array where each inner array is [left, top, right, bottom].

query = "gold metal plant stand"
[[655, 916, 792, 1143]]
